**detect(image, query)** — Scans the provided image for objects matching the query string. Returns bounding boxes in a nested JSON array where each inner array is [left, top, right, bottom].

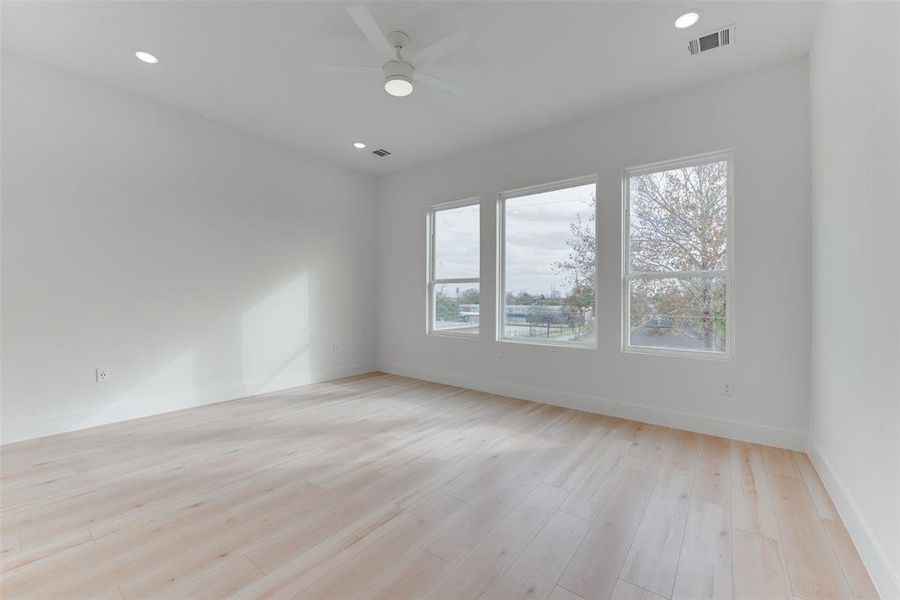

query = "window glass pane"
[[434, 204, 479, 279], [433, 282, 479, 334], [629, 160, 728, 272], [628, 276, 727, 352], [503, 183, 596, 345]]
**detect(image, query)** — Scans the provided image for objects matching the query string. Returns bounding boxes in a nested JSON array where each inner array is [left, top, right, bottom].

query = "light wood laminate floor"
[[0, 373, 878, 599]]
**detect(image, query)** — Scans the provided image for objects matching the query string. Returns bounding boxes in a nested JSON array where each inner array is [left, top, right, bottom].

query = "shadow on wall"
[[0, 52, 375, 444], [64, 271, 319, 435]]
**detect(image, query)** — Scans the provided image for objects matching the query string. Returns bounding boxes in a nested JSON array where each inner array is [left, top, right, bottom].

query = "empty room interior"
[[1, 1, 898, 599]]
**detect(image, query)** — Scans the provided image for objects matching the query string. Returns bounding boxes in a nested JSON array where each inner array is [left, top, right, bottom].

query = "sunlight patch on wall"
[[241, 273, 311, 390]]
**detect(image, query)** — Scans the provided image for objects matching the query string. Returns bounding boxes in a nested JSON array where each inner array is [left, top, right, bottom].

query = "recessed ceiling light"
[[134, 51, 159, 64], [674, 10, 701, 29], [353, 142, 366, 149]]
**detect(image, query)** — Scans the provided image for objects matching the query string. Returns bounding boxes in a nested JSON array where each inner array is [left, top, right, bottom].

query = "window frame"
[[496, 175, 599, 349], [621, 150, 735, 360], [426, 197, 481, 338]]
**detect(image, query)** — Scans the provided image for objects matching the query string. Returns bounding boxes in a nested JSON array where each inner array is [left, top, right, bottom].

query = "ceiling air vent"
[[372, 148, 391, 157], [687, 24, 735, 55]]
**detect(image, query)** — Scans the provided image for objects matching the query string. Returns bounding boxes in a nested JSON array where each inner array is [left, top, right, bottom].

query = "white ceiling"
[[1, 1, 822, 175]]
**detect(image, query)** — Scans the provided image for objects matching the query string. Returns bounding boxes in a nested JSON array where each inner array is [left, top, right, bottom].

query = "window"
[[427, 200, 480, 335], [623, 152, 733, 358], [498, 177, 597, 347]]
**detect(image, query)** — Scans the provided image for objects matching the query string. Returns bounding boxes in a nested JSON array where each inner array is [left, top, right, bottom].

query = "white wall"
[[1, 53, 377, 443], [808, 3, 900, 598], [376, 59, 812, 450]]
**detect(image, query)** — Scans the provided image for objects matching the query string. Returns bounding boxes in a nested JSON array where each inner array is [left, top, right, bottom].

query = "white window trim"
[[426, 197, 481, 338], [496, 175, 599, 349], [621, 150, 735, 361]]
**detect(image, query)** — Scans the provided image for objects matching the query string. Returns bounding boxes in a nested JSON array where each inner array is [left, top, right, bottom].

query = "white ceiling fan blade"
[[412, 29, 467, 66], [413, 71, 465, 96], [314, 64, 382, 76], [347, 5, 396, 63]]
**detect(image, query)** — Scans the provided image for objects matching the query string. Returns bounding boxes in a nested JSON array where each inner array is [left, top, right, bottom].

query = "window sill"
[[622, 345, 733, 361], [499, 337, 597, 350], [427, 331, 480, 340]]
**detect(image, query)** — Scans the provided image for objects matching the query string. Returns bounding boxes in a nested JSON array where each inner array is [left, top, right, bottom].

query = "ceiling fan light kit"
[[384, 72, 413, 96], [316, 5, 466, 99], [383, 39, 414, 97], [384, 31, 414, 97]]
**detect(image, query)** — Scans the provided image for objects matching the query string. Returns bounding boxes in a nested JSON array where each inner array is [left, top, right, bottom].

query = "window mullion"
[[626, 269, 729, 281], [434, 277, 480, 285]]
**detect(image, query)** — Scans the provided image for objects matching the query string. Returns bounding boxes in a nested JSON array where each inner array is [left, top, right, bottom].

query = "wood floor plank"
[[693, 436, 731, 507], [426, 483, 567, 600], [293, 493, 467, 599], [239, 468, 412, 571], [731, 441, 780, 539], [549, 586, 590, 600], [761, 446, 801, 479], [663, 430, 703, 472], [231, 504, 407, 598], [0, 373, 875, 600], [671, 500, 731, 600], [364, 548, 452, 600], [610, 579, 668, 600], [733, 528, 793, 600], [628, 425, 677, 473], [151, 555, 263, 600], [545, 425, 612, 490], [793, 452, 838, 521], [561, 438, 634, 521], [423, 443, 565, 565], [822, 518, 880, 600], [483, 510, 590, 600], [621, 467, 693, 598], [559, 468, 657, 600], [768, 472, 853, 599]]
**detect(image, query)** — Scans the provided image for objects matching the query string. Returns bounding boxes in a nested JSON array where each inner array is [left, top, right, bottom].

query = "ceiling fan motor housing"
[[387, 31, 410, 51], [383, 60, 414, 82]]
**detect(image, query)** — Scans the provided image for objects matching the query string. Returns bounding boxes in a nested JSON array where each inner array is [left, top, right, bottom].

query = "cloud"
[[505, 186, 593, 295], [433, 184, 595, 296]]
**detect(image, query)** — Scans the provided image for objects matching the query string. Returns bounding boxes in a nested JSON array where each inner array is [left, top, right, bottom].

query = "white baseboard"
[[807, 436, 900, 600], [378, 363, 807, 450], [1, 363, 377, 445]]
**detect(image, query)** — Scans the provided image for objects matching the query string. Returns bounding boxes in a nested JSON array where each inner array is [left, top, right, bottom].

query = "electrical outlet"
[[723, 383, 734, 397], [96, 368, 110, 383], [332, 344, 339, 354]]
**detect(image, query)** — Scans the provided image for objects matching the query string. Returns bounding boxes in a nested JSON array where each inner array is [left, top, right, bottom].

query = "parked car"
[[644, 316, 673, 335]]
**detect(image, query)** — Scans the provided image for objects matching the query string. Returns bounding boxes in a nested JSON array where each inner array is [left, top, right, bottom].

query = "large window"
[[498, 177, 597, 347], [427, 200, 480, 336], [623, 152, 733, 358]]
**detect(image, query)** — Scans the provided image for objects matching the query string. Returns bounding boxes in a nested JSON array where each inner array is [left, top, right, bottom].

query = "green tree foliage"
[[458, 287, 480, 305], [435, 291, 460, 321]]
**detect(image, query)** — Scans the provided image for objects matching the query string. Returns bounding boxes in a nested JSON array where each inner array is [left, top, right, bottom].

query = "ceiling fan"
[[315, 5, 466, 98]]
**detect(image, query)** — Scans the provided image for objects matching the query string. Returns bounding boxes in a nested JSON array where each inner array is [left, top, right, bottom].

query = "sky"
[[434, 184, 594, 296]]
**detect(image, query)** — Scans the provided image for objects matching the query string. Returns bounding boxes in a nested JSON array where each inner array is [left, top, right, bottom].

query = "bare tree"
[[629, 162, 727, 273], [553, 193, 596, 332], [554, 163, 728, 349], [629, 161, 728, 347]]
